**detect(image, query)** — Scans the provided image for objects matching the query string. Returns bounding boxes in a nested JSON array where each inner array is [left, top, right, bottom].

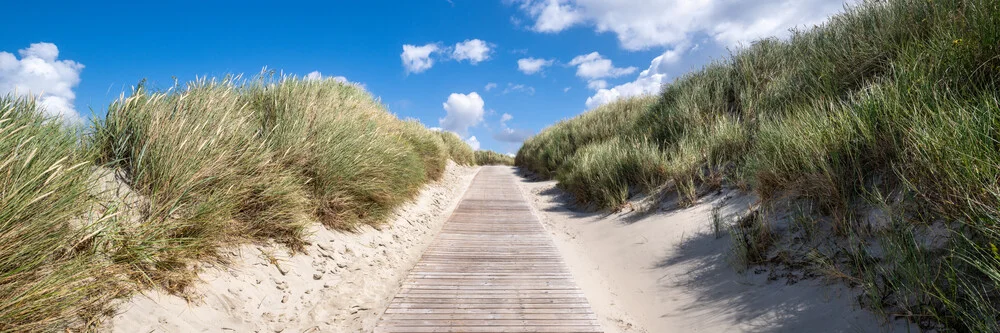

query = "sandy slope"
[[515, 177, 913, 333], [104, 163, 479, 333]]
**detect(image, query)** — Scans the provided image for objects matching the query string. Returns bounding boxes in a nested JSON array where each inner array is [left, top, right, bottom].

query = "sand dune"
[[104, 163, 479, 333], [515, 177, 915, 333]]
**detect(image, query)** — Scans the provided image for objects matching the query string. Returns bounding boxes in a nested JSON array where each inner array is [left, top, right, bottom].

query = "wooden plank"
[[380, 313, 598, 320], [374, 326, 603, 333], [375, 167, 602, 332]]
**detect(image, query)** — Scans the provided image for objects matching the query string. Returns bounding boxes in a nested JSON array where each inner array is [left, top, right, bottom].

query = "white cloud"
[[568, 52, 635, 79], [584, 48, 677, 109], [587, 80, 607, 90], [304, 71, 348, 83], [563, 87, 571, 92], [465, 136, 481, 150], [452, 39, 492, 64], [484, 82, 498, 91], [517, 57, 554, 75], [401, 44, 440, 74], [502, 83, 535, 95], [439, 92, 485, 135], [518, 0, 583, 32], [0, 42, 84, 123], [513, 0, 848, 50], [500, 113, 513, 124]]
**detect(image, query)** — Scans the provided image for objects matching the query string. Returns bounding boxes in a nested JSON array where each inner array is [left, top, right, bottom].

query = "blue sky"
[[0, 0, 849, 154]]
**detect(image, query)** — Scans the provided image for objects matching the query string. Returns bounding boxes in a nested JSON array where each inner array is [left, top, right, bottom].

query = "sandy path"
[[515, 177, 912, 333], [105, 163, 479, 333]]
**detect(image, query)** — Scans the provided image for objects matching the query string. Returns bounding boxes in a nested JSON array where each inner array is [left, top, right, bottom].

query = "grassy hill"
[[516, 0, 1000, 330]]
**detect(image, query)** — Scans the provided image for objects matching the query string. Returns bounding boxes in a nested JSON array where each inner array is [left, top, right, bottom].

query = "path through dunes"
[[376, 166, 602, 333]]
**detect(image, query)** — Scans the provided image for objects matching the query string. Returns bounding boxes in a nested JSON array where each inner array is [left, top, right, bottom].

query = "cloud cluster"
[[0, 42, 84, 123], [401, 39, 494, 73], [401, 44, 441, 74], [513, 0, 848, 51], [568, 52, 636, 80], [439, 92, 485, 135], [584, 48, 673, 109], [517, 57, 554, 75], [452, 39, 493, 64], [518, 0, 583, 33]]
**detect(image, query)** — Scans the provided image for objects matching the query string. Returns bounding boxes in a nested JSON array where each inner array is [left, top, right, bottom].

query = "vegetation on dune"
[[474, 150, 514, 166], [242, 77, 429, 229], [2, 74, 479, 332], [437, 131, 476, 166], [516, 0, 1000, 330], [515, 96, 655, 179], [0, 97, 119, 331]]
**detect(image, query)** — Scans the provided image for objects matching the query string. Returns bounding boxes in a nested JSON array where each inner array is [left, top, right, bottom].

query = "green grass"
[[2, 74, 475, 331], [474, 150, 514, 166], [0, 96, 120, 331], [516, 0, 1000, 330], [516, 96, 656, 178], [242, 76, 428, 229], [437, 131, 476, 166]]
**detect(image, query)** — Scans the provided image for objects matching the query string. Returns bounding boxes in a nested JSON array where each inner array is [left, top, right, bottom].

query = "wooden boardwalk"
[[375, 167, 602, 333]]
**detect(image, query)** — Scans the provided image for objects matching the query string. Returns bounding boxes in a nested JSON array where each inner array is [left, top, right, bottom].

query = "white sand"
[[104, 163, 479, 333], [515, 177, 915, 333]]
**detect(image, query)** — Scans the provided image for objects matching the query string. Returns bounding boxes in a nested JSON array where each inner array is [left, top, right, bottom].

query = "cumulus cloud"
[[304, 71, 348, 83], [512, 0, 848, 50], [452, 39, 492, 64], [465, 136, 481, 150], [517, 57, 554, 75], [564, 87, 571, 92], [584, 48, 678, 109], [518, 0, 583, 32], [0, 43, 85, 123], [587, 80, 607, 90], [484, 82, 498, 91], [401, 44, 440, 74], [568, 52, 635, 80], [439, 92, 485, 135]]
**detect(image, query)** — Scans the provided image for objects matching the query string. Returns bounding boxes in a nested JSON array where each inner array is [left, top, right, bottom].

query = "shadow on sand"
[[519, 171, 884, 333]]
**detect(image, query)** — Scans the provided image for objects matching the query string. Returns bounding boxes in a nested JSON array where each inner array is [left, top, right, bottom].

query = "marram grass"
[[2, 74, 478, 331], [474, 150, 514, 166], [517, 0, 1000, 330]]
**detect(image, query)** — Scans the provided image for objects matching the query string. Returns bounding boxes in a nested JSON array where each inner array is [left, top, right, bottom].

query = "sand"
[[514, 177, 916, 333], [105, 163, 916, 333], [104, 163, 479, 333]]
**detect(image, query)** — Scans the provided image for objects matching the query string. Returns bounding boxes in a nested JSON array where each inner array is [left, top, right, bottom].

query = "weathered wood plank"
[[375, 167, 602, 332]]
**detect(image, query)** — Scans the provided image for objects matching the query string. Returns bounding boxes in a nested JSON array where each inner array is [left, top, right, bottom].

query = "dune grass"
[[1, 73, 479, 331], [0, 97, 121, 331], [474, 150, 514, 166], [437, 131, 476, 166], [515, 96, 655, 178], [242, 77, 429, 229], [516, 0, 1000, 329]]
